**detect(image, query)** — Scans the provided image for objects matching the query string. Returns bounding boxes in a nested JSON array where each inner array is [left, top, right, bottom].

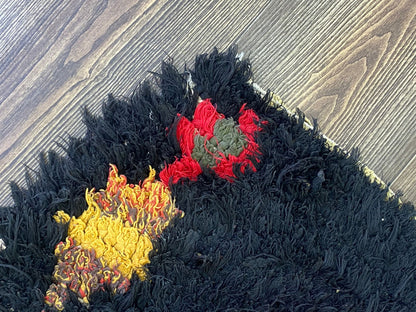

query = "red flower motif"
[[160, 99, 267, 185]]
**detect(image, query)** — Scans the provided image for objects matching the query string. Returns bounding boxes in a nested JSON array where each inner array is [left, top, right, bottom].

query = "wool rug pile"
[[1, 47, 415, 311]]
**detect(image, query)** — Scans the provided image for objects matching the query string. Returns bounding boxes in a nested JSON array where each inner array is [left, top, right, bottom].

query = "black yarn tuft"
[[1, 47, 415, 311]]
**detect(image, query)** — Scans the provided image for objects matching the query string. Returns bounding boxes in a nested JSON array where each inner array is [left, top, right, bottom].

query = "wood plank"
[[0, 0, 414, 205]]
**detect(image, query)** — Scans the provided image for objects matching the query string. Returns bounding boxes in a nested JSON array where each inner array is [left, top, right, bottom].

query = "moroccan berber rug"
[[1, 47, 415, 311]]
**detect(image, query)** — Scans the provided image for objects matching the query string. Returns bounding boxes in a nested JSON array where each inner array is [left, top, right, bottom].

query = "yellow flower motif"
[[45, 165, 183, 310]]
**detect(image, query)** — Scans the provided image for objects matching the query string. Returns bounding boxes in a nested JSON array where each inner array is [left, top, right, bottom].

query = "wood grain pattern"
[[239, 0, 416, 201], [0, 0, 415, 205]]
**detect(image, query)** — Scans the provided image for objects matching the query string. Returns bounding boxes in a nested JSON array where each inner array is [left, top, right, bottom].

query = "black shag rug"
[[1, 47, 415, 312]]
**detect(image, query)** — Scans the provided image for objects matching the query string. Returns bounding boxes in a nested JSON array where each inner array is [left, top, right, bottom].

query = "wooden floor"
[[0, 0, 415, 205]]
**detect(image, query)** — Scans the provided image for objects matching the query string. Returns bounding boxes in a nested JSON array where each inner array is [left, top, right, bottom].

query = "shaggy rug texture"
[[1, 47, 415, 312]]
